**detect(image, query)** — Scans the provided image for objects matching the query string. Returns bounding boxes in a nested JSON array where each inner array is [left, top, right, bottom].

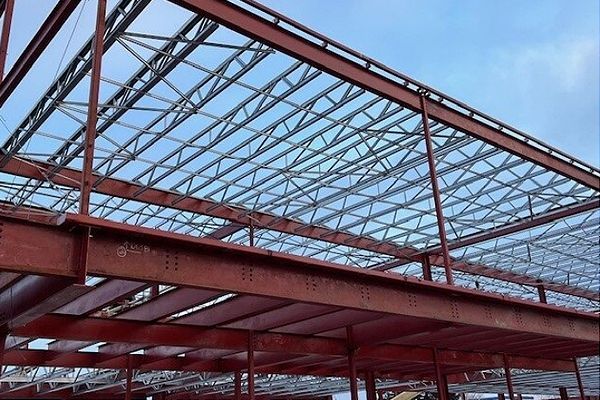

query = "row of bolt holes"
[[165, 253, 179, 271]]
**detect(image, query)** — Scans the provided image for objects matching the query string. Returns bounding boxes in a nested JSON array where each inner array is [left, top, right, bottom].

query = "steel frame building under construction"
[[0, 0, 598, 399]]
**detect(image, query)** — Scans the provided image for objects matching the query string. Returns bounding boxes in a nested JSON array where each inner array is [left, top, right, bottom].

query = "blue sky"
[[2, 0, 598, 167], [261, 0, 600, 167]]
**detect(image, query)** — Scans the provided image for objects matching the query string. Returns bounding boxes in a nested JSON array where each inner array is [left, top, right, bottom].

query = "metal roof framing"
[[0, 0, 598, 398]]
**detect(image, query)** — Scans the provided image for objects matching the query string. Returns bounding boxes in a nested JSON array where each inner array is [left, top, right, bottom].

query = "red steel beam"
[[0, 275, 89, 329], [573, 358, 586, 398], [0, 0, 79, 106], [365, 371, 376, 400], [125, 355, 133, 400], [169, 0, 599, 191], [0, 0, 14, 80], [80, 0, 107, 215], [503, 353, 515, 400], [1, 156, 596, 302], [346, 326, 359, 400], [433, 348, 448, 400], [0, 212, 598, 343], [419, 92, 453, 285], [248, 331, 255, 400], [9, 315, 580, 372]]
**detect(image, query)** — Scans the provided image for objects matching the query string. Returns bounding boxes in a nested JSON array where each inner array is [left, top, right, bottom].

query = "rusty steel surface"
[[0, 0, 598, 398]]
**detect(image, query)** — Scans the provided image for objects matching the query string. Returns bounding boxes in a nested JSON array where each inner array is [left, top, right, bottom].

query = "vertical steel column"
[[346, 326, 359, 400], [234, 371, 242, 400], [559, 387, 569, 400], [125, 355, 133, 400], [503, 354, 515, 400], [419, 92, 453, 285], [422, 255, 432, 281], [79, 0, 106, 215], [0, 331, 6, 371], [249, 223, 255, 247], [0, 0, 14, 81], [247, 331, 255, 400], [365, 371, 377, 400], [537, 285, 547, 303], [433, 348, 448, 400], [573, 358, 586, 399]]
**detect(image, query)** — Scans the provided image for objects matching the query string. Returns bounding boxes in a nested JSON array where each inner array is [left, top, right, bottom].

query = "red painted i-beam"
[[573, 358, 586, 399], [0, 0, 14, 81], [537, 285, 547, 304], [234, 371, 242, 400], [365, 371, 377, 400], [0, 0, 79, 106], [0, 331, 6, 370], [419, 92, 453, 285], [422, 255, 433, 281], [503, 353, 515, 400], [248, 331, 255, 400], [125, 355, 133, 400], [559, 387, 569, 400], [433, 348, 448, 400], [79, 0, 106, 215], [347, 326, 359, 400]]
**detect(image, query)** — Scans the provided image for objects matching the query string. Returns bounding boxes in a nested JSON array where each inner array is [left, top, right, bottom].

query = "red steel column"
[[537, 285, 547, 304], [433, 348, 448, 400], [79, 0, 106, 215], [365, 371, 377, 400], [422, 255, 432, 281], [419, 92, 453, 285], [559, 387, 569, 400], [503, 354, 515, 400], [234, 371, 242, 400], [247, 331, 255, 400], [346, 326, 359, 400], [573, 358, 585, 399], [0, 331, 6, 370], [0, 0, 15, 81], [125, 355, 133, 400]]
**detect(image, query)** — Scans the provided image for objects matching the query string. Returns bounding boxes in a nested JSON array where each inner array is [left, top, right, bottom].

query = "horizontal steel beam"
[[0, 212, 598, 344], [10, 315, 577, 372], [169, 0, 599, 191], [0, 0, 79, 106], [2, 157, 596, 302]]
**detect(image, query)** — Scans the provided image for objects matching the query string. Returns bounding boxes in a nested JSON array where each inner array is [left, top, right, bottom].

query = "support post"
[[249, 223, 255, 247], [498, 394, 505, 400], [433, 348, 448, 400], [503, 353, 515, 400], [422, 255, 432, 281], [346, 326, 359, 400], [0, 330, 6, 371], [559, 387, 569, 400], [79, 0, 107, 215], [234, 371, 242, 400], [537, 284, 547, 304], [247, 331, 255, 400], [573, 358, 585, 399], [419, 92, 453, 285], [0, 0, 14, 81], [365, 371, 377, 400], [125, 355, 133, 400]]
